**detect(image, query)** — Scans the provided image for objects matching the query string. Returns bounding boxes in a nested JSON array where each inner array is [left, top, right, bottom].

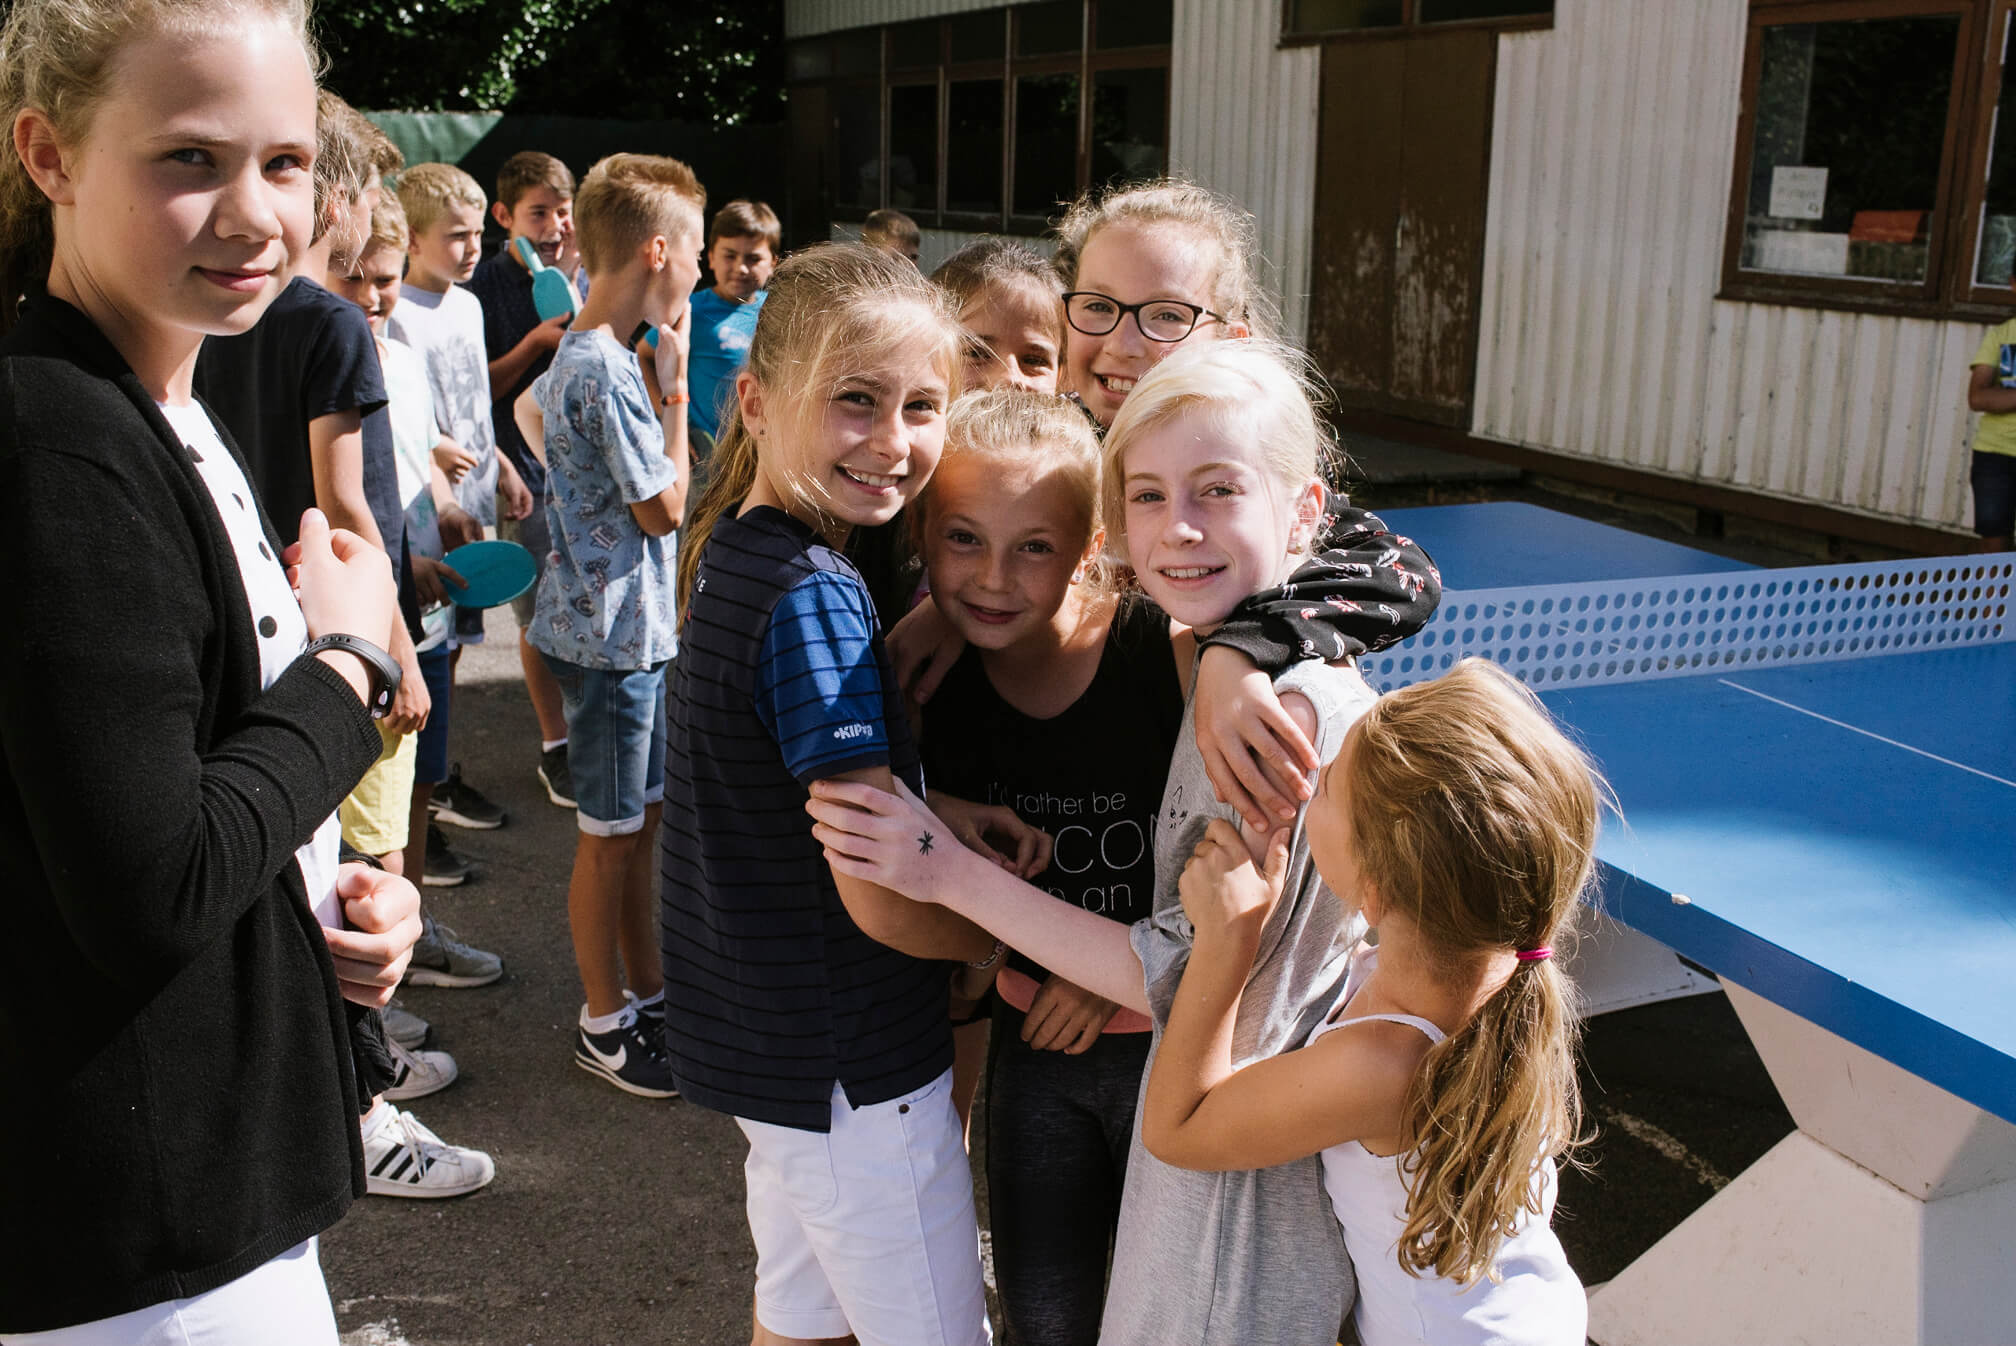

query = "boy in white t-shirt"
[[325, 192, 499, 1201], [388, 163, 529, 863]]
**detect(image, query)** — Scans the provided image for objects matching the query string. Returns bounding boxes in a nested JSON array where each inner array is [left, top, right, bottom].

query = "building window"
[[1722, 0, 2016, 318], [1282, 0, 1549, 39], [787, 1, 1171, 235]]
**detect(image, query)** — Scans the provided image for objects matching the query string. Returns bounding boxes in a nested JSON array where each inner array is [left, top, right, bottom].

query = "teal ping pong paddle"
[[440, 539, 537, 609], [513, 237, 580, 322]]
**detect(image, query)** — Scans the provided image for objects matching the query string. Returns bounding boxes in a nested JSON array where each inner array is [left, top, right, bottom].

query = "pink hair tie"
[[1514, 947, 1553, 962]]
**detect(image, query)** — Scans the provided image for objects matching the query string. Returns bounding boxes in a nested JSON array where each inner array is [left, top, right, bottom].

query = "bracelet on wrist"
[[661, 388, 690, 408], [305, 633, 401, 720], [965, 938, 1007, 971]]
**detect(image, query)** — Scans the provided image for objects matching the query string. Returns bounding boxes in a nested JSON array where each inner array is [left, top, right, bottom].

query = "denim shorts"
[[541, 655, 667, 836], [414, 645, 454, 786], [1971, 451, 2016, 538]]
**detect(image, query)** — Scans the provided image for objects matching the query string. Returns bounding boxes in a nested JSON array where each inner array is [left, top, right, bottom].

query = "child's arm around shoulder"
[[1140, 818, 1416, 1172]]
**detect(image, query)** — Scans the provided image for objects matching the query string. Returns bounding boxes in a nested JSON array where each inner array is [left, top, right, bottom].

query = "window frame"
[[1717, 0, 2013, 320], [787, 1, 1172, 237], [1277, 0, 1554, 47]]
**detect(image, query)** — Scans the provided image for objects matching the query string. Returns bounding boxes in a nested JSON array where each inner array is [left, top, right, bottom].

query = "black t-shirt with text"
[[922, 597, 1184, 984]]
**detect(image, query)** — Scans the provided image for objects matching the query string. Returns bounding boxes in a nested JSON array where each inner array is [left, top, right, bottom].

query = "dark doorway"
[[1309, 30, 1495, 428]]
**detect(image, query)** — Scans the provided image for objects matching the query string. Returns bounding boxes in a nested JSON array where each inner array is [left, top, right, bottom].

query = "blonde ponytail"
[[1396, 954, 1581, 1285], [1344, 658, 1604, 1286], [675, 398, 761, 615]]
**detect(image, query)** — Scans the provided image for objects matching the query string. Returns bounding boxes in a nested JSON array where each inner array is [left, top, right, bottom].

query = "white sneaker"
[[383, 1037, 458, 1101], [363, 1104, 495, 1199]]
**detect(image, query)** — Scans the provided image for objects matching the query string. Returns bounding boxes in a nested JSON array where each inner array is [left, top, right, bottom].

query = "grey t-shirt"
[[1102, 657, 1377, 1346]]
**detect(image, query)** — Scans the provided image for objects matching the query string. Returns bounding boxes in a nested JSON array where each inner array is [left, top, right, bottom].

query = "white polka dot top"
[[159, 400, 342, 929]]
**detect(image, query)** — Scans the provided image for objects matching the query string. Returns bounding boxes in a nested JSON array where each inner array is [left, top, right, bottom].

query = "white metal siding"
[[1170, 2, 1320, 343], [1475, 0, 1981, 532]]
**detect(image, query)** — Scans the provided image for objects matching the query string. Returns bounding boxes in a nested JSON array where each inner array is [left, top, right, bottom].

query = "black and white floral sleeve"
[[1198, 491, 1442, 672]]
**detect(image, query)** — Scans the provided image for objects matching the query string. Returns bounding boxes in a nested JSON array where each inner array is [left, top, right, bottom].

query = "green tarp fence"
[[361, 110, 789, 241]]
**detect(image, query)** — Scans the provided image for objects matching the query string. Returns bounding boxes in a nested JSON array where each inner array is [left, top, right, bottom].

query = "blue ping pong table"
[[1369, 503, 2016, 1346]]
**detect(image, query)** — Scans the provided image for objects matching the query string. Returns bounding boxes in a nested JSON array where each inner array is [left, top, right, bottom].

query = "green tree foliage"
[[318, 0, 784, 124]]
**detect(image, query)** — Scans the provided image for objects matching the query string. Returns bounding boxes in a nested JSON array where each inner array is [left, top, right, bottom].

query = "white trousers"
[[738, 1071, 991, 1346], [2, 1239, 337, 1346]]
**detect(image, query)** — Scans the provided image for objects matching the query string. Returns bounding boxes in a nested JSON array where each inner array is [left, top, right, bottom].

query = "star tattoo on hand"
[[918, 831, 936, 856]]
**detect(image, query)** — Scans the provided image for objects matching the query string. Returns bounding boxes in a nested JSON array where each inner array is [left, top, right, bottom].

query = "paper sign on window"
[[1768, 166, 1828, 221]]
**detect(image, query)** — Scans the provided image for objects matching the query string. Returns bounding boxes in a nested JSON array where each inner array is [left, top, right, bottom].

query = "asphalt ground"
[[325, 490, 1806, 1344]]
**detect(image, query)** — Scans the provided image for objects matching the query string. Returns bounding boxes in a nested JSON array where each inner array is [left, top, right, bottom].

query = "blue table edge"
[[1597, 863, 2016, 1127]]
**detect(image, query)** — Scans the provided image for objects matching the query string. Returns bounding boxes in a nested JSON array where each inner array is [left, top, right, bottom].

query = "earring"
[[1070, 567, 1085, 584]]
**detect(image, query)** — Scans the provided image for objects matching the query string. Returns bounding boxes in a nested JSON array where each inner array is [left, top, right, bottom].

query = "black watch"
[[304, 633, 401, 719]]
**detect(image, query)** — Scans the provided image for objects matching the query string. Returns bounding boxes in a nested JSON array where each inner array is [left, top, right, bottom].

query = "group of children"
[[653, 184, 1597, 1345], [0, 0, 1607, 1339]]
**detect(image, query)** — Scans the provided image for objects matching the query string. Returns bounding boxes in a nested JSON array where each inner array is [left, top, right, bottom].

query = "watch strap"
[[304, 633, 401, 719]]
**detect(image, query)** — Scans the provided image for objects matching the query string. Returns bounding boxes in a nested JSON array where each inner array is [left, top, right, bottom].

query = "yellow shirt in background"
[[1971, 318, 2016, 457]]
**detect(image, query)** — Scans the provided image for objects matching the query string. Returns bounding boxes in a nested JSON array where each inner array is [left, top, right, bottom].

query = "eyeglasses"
[[1062, 291, 1226, 344]]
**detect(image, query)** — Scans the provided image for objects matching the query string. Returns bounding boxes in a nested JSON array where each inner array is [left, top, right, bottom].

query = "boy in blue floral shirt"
[[526, 153, 704, 1098]]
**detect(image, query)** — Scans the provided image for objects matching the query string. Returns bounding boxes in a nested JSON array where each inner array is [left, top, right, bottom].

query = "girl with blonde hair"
[[0, 0, 422, 1338], [663, 243, 1018, 1346], [1142, 657, 1595, 1346]]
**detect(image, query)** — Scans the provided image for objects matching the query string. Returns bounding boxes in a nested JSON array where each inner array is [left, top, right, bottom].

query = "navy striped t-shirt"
[[660, 505, 950, 1131]]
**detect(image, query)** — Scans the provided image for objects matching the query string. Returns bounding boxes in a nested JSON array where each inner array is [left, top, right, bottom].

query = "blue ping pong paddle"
[[441, 539, 537, 609], [513, 237, 580, 322]]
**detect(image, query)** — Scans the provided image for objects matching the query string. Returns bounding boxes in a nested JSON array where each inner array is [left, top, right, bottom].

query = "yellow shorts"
[[340, 724, 417, 857]]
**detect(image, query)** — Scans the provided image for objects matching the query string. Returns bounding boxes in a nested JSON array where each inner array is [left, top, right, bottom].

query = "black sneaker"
[[575, 1008, 678, 1099], [422, 824, 475, 888], [429, 764, 506, 830], [538, 744, 577, 809]]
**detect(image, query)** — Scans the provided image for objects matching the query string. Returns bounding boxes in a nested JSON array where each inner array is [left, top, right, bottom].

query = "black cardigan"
[[0, 294, 383, 1331]]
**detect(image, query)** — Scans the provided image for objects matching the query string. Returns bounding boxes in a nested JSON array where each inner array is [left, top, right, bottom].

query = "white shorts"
[[737, 1071, 990, 1346], [2, 1239, 336, 1346]]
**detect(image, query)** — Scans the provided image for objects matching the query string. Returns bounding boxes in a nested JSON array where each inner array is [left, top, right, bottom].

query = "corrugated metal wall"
[[1169, 4, 1320, 343], [1475, 0, 1980, 532], [786, 0, 1320, 342]]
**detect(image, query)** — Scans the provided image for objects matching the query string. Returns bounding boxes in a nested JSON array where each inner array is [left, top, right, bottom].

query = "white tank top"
[[1311, 951, 1587, 1346]]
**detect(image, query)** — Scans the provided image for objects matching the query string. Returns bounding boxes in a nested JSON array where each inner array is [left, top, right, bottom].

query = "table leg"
[[1587, 981, 2016, 1345]]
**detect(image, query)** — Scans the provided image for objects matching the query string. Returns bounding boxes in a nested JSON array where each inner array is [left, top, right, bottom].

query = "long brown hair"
[[676, 242, 964, 614], [0, 0, 317, 327], [1344, 658, 1603, 1286]]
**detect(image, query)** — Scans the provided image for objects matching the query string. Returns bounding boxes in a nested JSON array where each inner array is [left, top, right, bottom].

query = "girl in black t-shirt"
[[913, 388, 1203, 1345]]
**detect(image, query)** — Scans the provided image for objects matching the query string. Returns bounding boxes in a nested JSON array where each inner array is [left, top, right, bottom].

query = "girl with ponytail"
[[663, 243, 1017, 1346], [1141, 657, 1598, 1346]]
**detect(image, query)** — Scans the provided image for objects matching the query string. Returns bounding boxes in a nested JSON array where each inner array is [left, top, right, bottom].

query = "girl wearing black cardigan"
[[0, 1, 422, 1339]]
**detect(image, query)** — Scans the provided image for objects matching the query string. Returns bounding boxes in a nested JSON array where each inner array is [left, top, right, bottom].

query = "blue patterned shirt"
[[527, 328, 678, 670]]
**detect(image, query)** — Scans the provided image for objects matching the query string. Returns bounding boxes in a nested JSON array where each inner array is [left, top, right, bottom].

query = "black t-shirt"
[[194, 277, 402, 573], [921, 597, 1184, 983], [466, 248, 548, 497]]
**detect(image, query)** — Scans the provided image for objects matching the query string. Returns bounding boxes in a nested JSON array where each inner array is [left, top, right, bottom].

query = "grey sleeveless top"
[[1102, 657, 1378, 1346]]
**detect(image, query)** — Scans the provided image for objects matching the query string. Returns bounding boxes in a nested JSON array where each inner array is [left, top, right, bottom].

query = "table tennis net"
[[1364, 554, 2016, 692]]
